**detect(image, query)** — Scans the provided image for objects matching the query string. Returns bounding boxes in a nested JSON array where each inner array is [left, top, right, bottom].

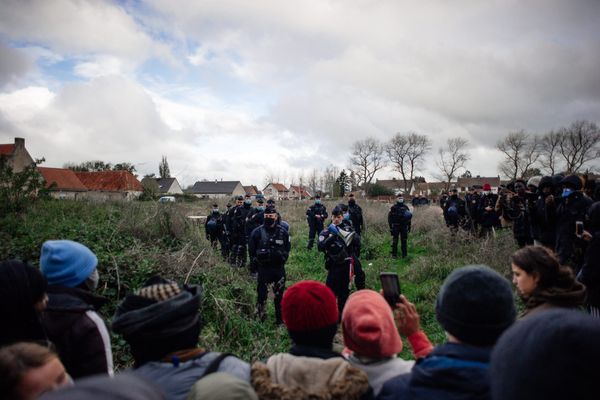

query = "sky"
[[0, 0, 599, 188]]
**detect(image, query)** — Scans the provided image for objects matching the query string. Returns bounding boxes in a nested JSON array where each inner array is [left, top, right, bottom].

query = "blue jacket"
[[377, 343, 492, 400]]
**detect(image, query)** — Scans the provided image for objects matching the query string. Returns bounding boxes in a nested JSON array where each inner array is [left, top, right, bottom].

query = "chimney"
[[15, 137, 25, 149], [215, 179, 217, 184]]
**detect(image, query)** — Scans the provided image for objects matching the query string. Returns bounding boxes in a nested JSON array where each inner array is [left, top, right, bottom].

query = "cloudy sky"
[[0, 0, 599, 187]]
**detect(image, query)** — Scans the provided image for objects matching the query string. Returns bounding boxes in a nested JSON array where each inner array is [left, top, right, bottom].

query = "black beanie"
[[561, 174, 582, 190], [491, 309, 600, 400], [435, 265, 516, 346], [0, 260, 48, 346], [112, 276, 202, 366]]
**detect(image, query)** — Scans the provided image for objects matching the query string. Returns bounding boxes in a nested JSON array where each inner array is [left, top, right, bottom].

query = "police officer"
[[221, 202, 233, 258], [478, 183, 499, 238], [229, 195, 253, 267], [306, 194, 328, 250], [338, 203, 366, 290], [248, 204, 290, 323], [347, 193, 364, 236], [205, 203, 225, 254], [318, 205, 360, 316], [388, 193, 412, 258], [443, 188, 467, 231]]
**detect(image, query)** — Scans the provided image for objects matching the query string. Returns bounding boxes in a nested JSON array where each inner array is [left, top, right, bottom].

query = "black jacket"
[[42, 286, 113, 379], [378, 343, 492, 400], [348, 202, 364, 233], [306, 203, 328, 226], [531, 194, 557, 247], [248, 224, 291, 268], [556, 191, 593, 265], [388, 203, 411, 230]]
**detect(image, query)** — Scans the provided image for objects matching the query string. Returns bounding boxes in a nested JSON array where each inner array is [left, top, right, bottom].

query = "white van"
[[158, 196, 176, 203]]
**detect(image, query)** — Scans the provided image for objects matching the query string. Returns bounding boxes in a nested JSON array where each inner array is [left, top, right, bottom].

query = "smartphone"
[[380, 272, 401, 308], [576, 221, 584, 237]]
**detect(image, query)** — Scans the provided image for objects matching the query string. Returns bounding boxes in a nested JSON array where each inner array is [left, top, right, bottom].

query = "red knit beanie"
[[342, 290, 403, 358], [282, 281, 339, 332]]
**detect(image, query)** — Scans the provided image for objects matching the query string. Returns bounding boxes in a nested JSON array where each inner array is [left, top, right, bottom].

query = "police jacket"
[[348, 202, 364, 232], [230, 204, 252, 237], [248, 224, 290, 268], [318, 224, 354, 268], [245, 208, 264, 238], [443, 196, 467, 219], [306, 203, 328, 224], [388, 203, 411, 228], [205, 212, 223, 236]]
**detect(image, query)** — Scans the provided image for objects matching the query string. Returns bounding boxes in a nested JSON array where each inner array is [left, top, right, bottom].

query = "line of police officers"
[[204, 192, 414, 323]]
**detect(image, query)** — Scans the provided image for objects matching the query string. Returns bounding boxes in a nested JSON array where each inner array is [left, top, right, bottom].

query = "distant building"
[[141, 177, 184, 195], [0, 137, 35, 172], [75, 170, 143, 201], [457, 176, 501, 193], [263, 183, 289, 200], [188, 180, 245, 199], [243, 185, 260, 199], [375, 178, 414, 195], [413, 182, 450, 197], [38, 167, 88, 200], [289, 185, 311, 200]]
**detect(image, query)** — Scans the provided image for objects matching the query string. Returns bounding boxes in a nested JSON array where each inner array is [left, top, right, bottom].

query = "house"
[[289, 185, 311, 200], [375, 178, 414, 195], [243, 185, 260, 199], [0, 137, 35, 172], [413, 182, 451, 197], [141, 177, 183, 195], [75, 170, 143, 201], [188, 180, 245, 199], [263, 183, 289, 200], [457, 176, 501, 193], [37, 167, 88, 200]]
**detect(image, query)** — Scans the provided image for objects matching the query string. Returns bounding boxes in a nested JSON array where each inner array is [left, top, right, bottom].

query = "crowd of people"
[[1, 172, 599, 399]]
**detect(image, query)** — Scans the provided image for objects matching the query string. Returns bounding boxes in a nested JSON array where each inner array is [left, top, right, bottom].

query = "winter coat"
[[520, 277, 586, 319], [251, 352, 372, 400], [531, 194, 557, 247], [477, 193, 498, 228], [505, 194, 534, 241], [347, 356, 413, 397], [555, 191, 593, 265], [42, 286, 113, 379], [388, 203, 411, 231], [377, 343, 493, 400], [133, 350, 251, 400], [348, 202, 364, 234], [306, 204, 328, 226], [248, 224, 291, 268], [579, 202, 600, 309]]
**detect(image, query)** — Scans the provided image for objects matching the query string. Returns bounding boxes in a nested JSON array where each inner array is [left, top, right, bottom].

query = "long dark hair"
[[511, 246, 574, 290]]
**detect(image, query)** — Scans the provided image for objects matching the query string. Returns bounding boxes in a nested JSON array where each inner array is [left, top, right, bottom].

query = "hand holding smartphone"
[[576, 221, 584, 238], [380, 272, 401, 308]]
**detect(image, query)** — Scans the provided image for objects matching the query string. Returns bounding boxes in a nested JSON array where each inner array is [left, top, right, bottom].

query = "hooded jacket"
[[579, 201, 600, 308], [377, 343, 492, 400], [42, 286, 113, 379]]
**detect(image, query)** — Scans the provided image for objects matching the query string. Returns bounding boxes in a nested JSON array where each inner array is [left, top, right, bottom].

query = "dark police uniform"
[[205, 209, 225, 256], [229, 202, 252, 267], [388, 200, 412, 258], [249, 220, 290, 323], [347, 199, 364, 235], [306, 200, 328, 249]]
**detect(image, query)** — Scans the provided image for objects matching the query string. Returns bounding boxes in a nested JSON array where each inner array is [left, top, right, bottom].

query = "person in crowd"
[[504, 180, 534, 247], [342, 290, 433, 396], [40, 240, 113, 379], [465, 185, 482, 234], [318, 206, 364, 316], [490, 309, 599, 400], [530, 176, 557, 249], [251, 280, 372, 399], [555, 174, 593, 268], [205, 203, 225, 254], [495, 184, 513, 229], [0, 342, 72, 400], [39, 373, 164, 400], [576, 201, 600, 317], [187, 372, 258, 400], [477, 183, 498, 238], [229, 195, 253, 268], [245, 196, 265, 276], [511, 245, 585, 318], [248, 204, 290, 324], [347, 193, 364, 236], [221, 202, 233, 259], [338, 203, 367, 285], [0, 260, 49, 347], [112, 276, 250, 400], [388, 193, 412, 258], [443, 188, 466, 231], [439, 191, 449, 211], [378, 265, 516, 400], [306, 194, 328, 250]]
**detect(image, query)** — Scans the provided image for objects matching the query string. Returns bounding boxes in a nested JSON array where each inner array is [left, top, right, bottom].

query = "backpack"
[[206, 218, 218, 233]]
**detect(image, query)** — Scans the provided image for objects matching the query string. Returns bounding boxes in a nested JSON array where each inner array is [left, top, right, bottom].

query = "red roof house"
[[75, 170, 143, 200]]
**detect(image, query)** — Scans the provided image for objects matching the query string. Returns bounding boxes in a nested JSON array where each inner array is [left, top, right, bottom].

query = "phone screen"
[[576, 221, 584, 236], [380, 272, 401, 307]]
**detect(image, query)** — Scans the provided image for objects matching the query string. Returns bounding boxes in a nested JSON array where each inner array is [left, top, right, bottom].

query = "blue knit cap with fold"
[[40, 240, 98, 287]]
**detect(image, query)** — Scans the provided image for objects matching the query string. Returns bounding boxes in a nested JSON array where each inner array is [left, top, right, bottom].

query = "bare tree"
[[307, 168, 319, 197], [437, 137, 470, 190], [496, 130, 540, 180], [386, 132, 431, 192], [349, 137, 387, 188], [539, 130, 562, 175], [558, 120, 600, 173]]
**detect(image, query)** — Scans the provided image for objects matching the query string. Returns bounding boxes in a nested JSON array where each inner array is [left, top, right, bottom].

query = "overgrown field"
[[0, 199, 518, 368]]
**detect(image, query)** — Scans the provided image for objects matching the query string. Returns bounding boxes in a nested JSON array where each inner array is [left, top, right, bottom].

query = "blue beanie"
[[40, 240, 98, 287]]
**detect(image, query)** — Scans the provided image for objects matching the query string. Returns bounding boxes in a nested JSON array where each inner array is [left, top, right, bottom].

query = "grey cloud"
[[0, 42, 33, 87]]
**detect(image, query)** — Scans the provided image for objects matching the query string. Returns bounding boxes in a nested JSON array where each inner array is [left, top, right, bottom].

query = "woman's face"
[[511, 263, 539, 297]]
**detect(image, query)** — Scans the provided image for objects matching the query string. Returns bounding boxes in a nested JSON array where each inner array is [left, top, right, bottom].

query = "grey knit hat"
[[436, 265, 516, 346]]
